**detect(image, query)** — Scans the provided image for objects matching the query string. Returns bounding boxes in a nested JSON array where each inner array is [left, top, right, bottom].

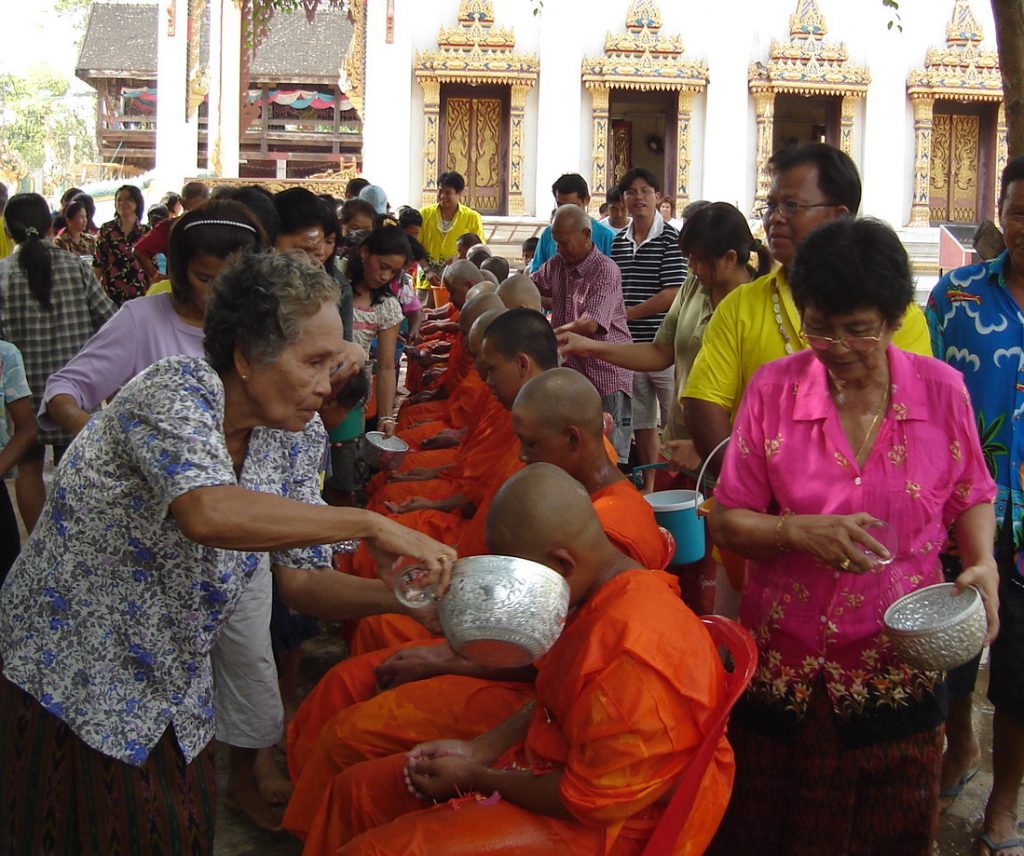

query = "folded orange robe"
[[298, 571, 735, 855]]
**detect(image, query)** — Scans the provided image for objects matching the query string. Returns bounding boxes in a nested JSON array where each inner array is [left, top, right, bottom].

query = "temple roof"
[[76, 2, 354, 83]]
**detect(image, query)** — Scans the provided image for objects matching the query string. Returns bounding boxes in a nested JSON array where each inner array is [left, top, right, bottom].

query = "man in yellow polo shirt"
[[419, 171, 485, 288], [683, 143, 930, 474]]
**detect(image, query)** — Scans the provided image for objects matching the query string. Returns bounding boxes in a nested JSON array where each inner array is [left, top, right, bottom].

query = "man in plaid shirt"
[[533, 205, 633, 462]]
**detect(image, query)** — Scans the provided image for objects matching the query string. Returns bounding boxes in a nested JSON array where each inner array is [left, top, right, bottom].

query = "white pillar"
[[206, 0, 242, 176], [362, 0, 414, 206], [156, 0, 199, 187]]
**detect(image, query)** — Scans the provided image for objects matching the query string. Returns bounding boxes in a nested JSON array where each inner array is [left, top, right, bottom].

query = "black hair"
[[522, 236, 539, 256], [678, 202, 772, 279], [115, 184, 145, 221], [768, 142, 861, 214], [456, 232, 481, 251], [340, 197, 377, 227], [660, 197, 676, 218], [5, 193, 56, 309], [60, 187, 83, 208], [606, 187, 624, 204], [551, 173, 589, 200], [213, 186, 280, 246], [482, 308, 558, 370], [681, 199, 710, 220], [332, 367, 370, 411], [162, 191, 183, 211], [345, 177, 370, 198], [397, 206, 423, 229], [147, 203, 171, 227], [789, 218, 912, 326], [70, 193, 97, 231], [999, 154, 1024, 209], [481, 255, 510, 282], [318, 197, 341, 247], [346, 225, 411, 305], [407, 234, 428, 263], [438, 171, 466, 193], [618, 166, 661, 194], [166, 200, 266, 305], [274, 187, 326, 238]]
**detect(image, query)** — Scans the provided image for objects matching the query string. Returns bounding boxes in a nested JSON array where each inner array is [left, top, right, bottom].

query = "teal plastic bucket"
[[329, 407, 365, 444], [644, 490, 705, 565]]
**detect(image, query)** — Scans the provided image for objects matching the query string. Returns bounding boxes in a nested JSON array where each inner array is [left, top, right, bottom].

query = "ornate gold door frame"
[[440, 85, 508, 216], [928, 103, 995, 224]]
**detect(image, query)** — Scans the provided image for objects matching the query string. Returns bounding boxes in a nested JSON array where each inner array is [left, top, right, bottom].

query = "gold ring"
[[839, 558, 852, 570]]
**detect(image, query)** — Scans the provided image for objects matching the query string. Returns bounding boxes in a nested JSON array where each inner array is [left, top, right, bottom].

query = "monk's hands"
[[375, 642, 462, 691], [388, 466, 443, 483], [404, 739, 484, 801], [384, 496, 438, 515], [420, 429, 463, 450], [953, 558, 1000, 644], [779, 513, 890, 574], [661, 439, 701, 473]]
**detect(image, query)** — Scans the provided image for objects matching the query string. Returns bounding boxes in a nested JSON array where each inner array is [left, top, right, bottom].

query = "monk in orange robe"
[[286, 368, 668, 804], [296, 464, 735, 855]]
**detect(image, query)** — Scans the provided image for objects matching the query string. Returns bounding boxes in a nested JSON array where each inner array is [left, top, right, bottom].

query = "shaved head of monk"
[[468, 308, 507, 369], [478, 269, 500, 286], [466, 244, 492, 268], [458, 293, 505, 337], [479, 308, 558, 409], [486, 462, 634, 604], [480, 255, 510, 282], [511, 368, 617, 489], [443, 259, 484, 307], [497, 274, 542, 311], [465, 281, 498, 303]]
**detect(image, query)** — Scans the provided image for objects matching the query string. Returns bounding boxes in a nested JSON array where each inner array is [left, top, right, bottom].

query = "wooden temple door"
[[440, 85, 508, 215], [929, 104, 995, 224]]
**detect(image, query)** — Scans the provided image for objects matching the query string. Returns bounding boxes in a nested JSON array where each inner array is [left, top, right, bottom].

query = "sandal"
[[939, 762, 981, 810], [978, 832, 1024, 855]]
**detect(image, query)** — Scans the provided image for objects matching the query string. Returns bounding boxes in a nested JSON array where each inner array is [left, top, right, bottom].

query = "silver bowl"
[[438, 555, 570, 667], [883, 583, 987, 671], [359, 431, 409, 470]]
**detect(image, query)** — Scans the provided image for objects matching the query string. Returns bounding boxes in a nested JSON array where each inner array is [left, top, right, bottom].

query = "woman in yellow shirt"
[[418, 171, 484, 287]]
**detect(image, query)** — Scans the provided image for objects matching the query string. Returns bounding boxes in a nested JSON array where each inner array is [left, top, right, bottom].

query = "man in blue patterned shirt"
[[926, 154, 1024, 855]]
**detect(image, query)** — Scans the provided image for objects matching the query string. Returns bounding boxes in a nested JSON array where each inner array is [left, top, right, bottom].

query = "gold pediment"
[[907, 0, 1002, 101], [749, 0, 869, 96], [582, 0, 707, 93]]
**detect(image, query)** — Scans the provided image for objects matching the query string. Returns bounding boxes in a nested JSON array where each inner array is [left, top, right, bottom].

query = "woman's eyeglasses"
[[800, 328, 885, 352]]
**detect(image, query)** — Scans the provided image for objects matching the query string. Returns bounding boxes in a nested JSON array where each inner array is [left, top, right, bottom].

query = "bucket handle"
[[695, 436, 731, 499]]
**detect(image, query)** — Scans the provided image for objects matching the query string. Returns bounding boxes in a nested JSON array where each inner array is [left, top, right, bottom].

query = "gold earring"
[[241, 374, 248, 382]]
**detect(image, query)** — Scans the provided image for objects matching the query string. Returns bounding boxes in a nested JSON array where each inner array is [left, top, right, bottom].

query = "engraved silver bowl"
[[438, 555, 570, 668], [883, 583, 987, 671], [359, 431, 409, 470]]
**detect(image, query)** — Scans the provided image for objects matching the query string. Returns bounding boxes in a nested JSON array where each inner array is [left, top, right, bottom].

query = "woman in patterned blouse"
[[708, 218, 1001, 856], [94, 183, 150, 305], [53, 197, 97, 260], [0, 251, 456, 854]]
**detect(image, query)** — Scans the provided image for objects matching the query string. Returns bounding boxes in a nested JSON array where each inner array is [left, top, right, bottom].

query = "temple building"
[[80, 0, 1005, 262]]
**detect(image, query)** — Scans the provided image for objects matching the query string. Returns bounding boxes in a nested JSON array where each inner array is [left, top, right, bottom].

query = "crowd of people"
[[0, 140, 1020, 856]]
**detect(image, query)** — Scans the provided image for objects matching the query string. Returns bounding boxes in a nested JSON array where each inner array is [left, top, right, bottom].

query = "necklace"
[[771, 279, 795, 354], [853, 383, 890, 464]]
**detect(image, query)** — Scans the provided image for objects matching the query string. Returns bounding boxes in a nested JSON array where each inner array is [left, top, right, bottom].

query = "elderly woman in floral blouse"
[[708, 218, 1000, 856], [0, 251, 456, 854]]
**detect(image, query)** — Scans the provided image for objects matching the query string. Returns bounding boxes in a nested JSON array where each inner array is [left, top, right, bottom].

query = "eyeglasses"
[[623, 187, 657, 199], [800, 328, 886, 352], [757, 200, 833, 220]]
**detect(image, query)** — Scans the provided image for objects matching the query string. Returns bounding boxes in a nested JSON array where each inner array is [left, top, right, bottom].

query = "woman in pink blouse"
[[708, 218, 1000, 856]]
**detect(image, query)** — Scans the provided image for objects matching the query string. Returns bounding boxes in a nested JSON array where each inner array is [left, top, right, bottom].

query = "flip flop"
[[978, 832, 1024, 855], [940, 763, 981, 800]]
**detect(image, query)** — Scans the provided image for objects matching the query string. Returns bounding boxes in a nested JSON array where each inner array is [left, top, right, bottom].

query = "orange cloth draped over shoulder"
[[298, 571, 735, 856], [398, 337, 469, 428], [403, 309, 459, 394]]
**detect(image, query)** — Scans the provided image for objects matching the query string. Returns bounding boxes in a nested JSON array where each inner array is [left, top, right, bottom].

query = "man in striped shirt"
[[611, 167, 686, 491]]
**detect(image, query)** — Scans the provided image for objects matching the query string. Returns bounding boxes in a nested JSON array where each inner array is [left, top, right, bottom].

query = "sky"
[[3, 0, 91, 87]]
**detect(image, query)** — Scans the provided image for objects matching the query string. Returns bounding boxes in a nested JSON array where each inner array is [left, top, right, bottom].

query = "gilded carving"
[[188, 174, 358, 198], [675, 90, 694, 206], [473, 99, 501, 189], [612, 123, 631, 188], [749, 0, 869, 99], [909, 97, 934, 226], [415, 1, 537, 215], [186, 0, 209, 119], [752, 91, 776, 215], [839, 96, 856, 156], [930, 113, 951, 221], [950, 113, 979, 221], [445, 98, 472, 178], [996, 103, 1008, 219], [341, 0, 367, 118], [582, 1, 706, 203]]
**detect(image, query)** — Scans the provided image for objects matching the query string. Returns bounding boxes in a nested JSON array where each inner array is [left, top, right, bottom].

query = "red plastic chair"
[[641, 615, 758, 856]]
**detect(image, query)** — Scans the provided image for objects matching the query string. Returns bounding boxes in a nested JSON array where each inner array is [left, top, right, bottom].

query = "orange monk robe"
[[403, 309, 460, 394], [299, 571, 735, 856], [397, 337, 470, 428], [368, 393, 513, 511]]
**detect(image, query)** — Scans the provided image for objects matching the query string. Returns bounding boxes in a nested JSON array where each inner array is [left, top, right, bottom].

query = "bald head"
[[459, 292, 505, 335], [481, 255, 510, 282], [552, 203, 591, 234], [497, 274, 542, 311], [465, 281, 498, 302], [466, 244, 492, 268], [444, 259, 484, 307], [468, 307, 507, 357], [551, 204, 594, 266], [486, 463, 608, 593], [513, 367, 605, 440], [478, 269, 500, 286]]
